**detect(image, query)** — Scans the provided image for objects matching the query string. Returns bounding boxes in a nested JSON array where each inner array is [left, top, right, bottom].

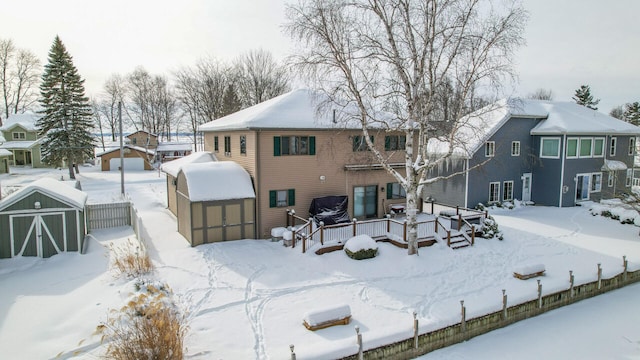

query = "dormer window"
[[12, 132, 26, 140]]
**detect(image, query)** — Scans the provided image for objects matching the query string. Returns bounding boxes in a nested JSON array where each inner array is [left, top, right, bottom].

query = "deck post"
[[457, 214, 462, 230], [386, 214, 391, 233], [352, 218, 357, 237], [471, 225, 475, 245], [292, 229, 296, 249], [447, 230, 451, 247], [320, 221, 325, 245], [430, 201, 434, 214], [403, 220, 407, 242], [435, 217, 438, 233], [456, 205, 459, 215]]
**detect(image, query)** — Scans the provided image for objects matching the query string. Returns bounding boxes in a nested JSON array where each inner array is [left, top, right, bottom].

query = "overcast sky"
[[1, 0, 638, 114]]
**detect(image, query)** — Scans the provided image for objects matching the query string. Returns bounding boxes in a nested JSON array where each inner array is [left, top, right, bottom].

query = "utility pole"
[[119, 101, 125, 197]]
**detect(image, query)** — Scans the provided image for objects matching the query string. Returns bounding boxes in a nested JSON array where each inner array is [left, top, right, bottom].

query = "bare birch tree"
[[0, 38, 41, 125], [285, 0, 526, 255], [234, 49, 290, 106], [96, 74, 127, 141]]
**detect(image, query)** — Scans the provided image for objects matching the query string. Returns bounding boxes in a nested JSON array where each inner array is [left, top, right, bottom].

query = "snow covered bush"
[[108, 238, 154, 279], [98, 280, 188, 360], [475, 203, 486, 211], [481, 215, 503, 240], [344, 235, 378, 260]]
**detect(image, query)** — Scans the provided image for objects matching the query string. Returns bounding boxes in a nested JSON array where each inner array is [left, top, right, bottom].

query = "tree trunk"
[[405, 185, 419, 255], [68, 162, 75, 180]]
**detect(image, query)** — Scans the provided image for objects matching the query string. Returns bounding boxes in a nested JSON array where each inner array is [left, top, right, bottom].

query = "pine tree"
[[38, 36, 94, 180], [623, 102, 640, 126], [221, 84, 242, 117], [572, 85, 600, 110]]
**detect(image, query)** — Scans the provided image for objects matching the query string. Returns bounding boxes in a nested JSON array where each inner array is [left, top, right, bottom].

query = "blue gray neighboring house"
[[423, 98, 640, 208]]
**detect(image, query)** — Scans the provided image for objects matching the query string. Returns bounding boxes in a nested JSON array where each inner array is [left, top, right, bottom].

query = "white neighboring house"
[[155, 141, 193, 163]]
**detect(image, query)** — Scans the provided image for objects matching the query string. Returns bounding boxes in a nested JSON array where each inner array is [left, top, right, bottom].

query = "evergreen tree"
[[623, 102, 640, 126], [38, 36, 94, 180], [221, 84, 242, 117], [572, 85, 600, 110]]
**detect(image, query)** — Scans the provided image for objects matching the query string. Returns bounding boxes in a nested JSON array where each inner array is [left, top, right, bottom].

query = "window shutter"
[[288, 189, 295, 206], [309, 136, 316, 155], [269, 190, 277, 208], [273, 136, 281, 156], [384, 136, 391, 151], [386, 183, 393, 199]]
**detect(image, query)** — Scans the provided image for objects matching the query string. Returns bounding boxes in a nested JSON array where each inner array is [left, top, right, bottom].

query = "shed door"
[[109, 157, 144, 171], [203, 201, 250, 242], [11, 213, 65, 258]]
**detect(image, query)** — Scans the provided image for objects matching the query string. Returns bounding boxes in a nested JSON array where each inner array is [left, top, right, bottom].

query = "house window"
[[269, 189, 295, 208], [511, 141, 520, 156], [540, 137, 560, 158], [609, 137, 616, 156], [503, 181, 514, 201], [240, 135, 246, 155], [566, 138, 578, 158], [224, 136, 231, 155], [608, 171, 614, 187], [593, 138, 605, 157], [485, 141, 495, 157], [489, 182, 500, 203], [629, 137, 636, 156], [626, 169, 633, 187], [353, 135, 373, 152], [214, 136, 219, 152], [385, 135, 406, 151], [591, 173, 602, 192], [579, 138, 593, 157], [386, 182, 406, 199], [12, 132, 26, 140], [273, 136, 315, 156]]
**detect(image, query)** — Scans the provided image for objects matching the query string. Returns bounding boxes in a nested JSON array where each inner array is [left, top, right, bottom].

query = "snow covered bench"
[[513, 264, 546, 280], [303, 304, 352, 331]]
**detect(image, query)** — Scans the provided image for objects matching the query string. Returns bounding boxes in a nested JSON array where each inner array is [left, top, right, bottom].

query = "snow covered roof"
[[0, 149, 11, 156], [0, 140, 41, 150], [0, 177, 88, 211], [160, 151, 217, 177], [198, 88, 378, 132], [530, 101, 640, 135], [95, 144, 155, 157], [156, 142, 193, 152], [126, 130, 157, 138], [430, 98, 640, 158], [180, 161, 255, 202], [0, 112, 40, 132]]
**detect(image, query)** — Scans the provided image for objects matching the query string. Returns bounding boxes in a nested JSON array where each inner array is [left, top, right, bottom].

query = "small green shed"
[[0, 177, 88, 258]]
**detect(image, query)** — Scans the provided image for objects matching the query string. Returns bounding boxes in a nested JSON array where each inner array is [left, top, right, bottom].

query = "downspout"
[[464, 158, 470, 208], [559, 134, 566, 207], [255, 130, 261, 239]]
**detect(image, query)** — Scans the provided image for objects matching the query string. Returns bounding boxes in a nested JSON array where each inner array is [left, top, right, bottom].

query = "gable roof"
[[198, 88, 372, 132], [95, 144, 155, 157], [430, 98, 640, 158], [0, 113, 40, 132], [0, 149, 11, 157], [0, 139, 42, 150], [126, 130, 157, 138], [180, 161, 255, 202], [0, 177, 87, 211], [160, 151, 217, 177]]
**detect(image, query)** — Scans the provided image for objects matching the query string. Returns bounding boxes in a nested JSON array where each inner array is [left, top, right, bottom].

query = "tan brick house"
[[199, 89, 409, 239]]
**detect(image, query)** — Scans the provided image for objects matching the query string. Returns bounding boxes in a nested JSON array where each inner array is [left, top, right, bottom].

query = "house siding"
[[204, 128, 409, 238]]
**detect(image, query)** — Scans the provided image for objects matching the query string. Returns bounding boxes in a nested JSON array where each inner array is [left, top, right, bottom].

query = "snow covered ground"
[[1, 165, 639, 359]]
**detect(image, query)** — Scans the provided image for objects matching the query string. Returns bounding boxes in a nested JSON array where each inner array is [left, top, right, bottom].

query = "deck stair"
[[448, 232, 472, 250]]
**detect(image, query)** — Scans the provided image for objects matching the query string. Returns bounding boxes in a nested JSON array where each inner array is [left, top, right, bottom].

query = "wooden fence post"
[[623, 255, 628, 281], [569, 270, 574, 298], [447, 230, 451, 247], [537, 279, 542, 308], [502, 289, 507, 320], [403, 220, 407, 242], [460, 300, 466, 332], [471, 225, 475, 246], [597, 263, 602, 290], [413, 311, 419, 349], [355, 326, 363, 360]]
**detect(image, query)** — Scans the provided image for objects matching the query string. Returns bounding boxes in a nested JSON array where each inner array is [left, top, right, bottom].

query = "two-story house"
[[198, 89, 410, 238], [0, 113, 46, 168], [422, 98, 640, 208]]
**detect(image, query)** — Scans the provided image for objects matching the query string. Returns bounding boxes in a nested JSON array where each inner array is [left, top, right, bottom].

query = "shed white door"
[[10, 213, 64, 257], [109, 157, 144, 171]]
